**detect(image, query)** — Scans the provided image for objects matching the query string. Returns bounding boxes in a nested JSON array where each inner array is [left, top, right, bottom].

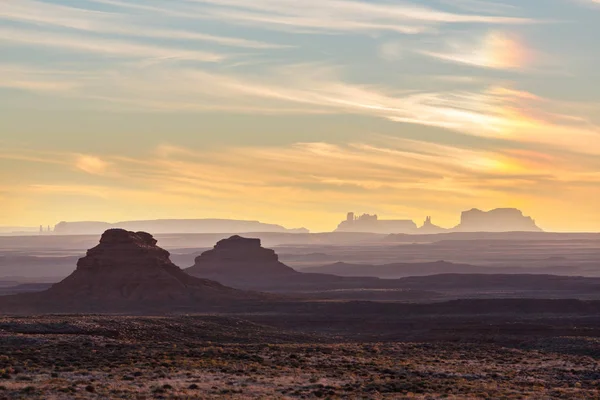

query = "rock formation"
[[186, 236, 301, 286], [0, 229, 265, 313], [335, 212, 417, 234], [454, 208, 541, 232], [418, 216, 447, 234], [185, 235, 389, 291], [53, 219, 309, 235], [334, 208, 541, 234]]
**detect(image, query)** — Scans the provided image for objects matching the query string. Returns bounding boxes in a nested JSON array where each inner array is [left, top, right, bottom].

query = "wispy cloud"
[[75, 155, 111, 176], [0, 27, 225, 62], [3, 127, 600, 230], [419, 30, 534, 70], [91, 0, 536, 35], [0, 0, 285, 49], [440, 0, 520, 14], [5, 61, 599, 157], [0, 64, 80, 93]]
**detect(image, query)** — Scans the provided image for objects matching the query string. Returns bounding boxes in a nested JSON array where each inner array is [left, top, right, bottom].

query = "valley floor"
[[1, 315, 600, 399]]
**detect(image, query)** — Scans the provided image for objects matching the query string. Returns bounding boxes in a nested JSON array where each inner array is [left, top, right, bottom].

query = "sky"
[[1, 0, 600, 232]]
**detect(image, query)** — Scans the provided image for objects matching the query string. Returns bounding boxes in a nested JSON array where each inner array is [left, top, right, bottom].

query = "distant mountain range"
[[1, 207, 542, 237], [52, 219, 309, 235]]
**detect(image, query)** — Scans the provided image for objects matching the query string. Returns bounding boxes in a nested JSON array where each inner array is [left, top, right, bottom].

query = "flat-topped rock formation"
[[334, 208, 542, 234], [335, 212, 417, 234], [186, 235, 393, 291], [185, 236, 431, 297], [53, 219, 309, 235], [455, 208, 541, 232], [186, 236, 303, 288], [0, 230, 266, 313]]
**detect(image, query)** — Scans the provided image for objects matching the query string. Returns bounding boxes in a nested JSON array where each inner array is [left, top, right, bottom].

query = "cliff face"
[[1, 229, 264, 313], [455, 208, 542, 232]]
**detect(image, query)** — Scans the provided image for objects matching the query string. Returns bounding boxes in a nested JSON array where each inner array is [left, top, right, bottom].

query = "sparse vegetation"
[[1, 315, 600, 399]]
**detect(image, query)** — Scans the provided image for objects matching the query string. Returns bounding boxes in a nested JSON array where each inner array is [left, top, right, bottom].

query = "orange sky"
[[2, 0, 600, 232]]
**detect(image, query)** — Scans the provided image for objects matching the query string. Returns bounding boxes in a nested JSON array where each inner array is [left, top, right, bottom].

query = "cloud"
[[0, 148, 70, 166], [28, 184, 113, 199], [92, 0, 536, 35], [5, 61, 599, 158], [121, 138, 583, 201], [439, 0, 520, 14], [4, 133, 600, 230], [0, 27, 225, 62], [75, 155, 111, 175], [572, 0, 600, 7], [419, 30, 534, 70], [0, 0, 284, 49], [0, 64, 79, 93], [378, 41, 403, 61]]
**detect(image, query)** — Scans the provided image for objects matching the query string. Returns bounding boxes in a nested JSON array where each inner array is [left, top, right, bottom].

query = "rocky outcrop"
[[185, 236, 401, 292], [334, 208, 541, 234], [186, 236, 301, 287], [0, 230, 265, 313], [418, 216, 447, 234], [335, 212, 417, 234], [454, 208, 541, 232]]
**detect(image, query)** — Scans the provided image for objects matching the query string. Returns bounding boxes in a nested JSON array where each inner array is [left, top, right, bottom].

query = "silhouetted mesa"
[[187, 236, 363, 291], [186, 235, 303, 289], [335, 212, 417, 234], [0, 229, 265, 313], [53, 219, 309, 235], [185, 236, 429, 295], [455, 208, 541, 232], [334, 208, 541, 234]]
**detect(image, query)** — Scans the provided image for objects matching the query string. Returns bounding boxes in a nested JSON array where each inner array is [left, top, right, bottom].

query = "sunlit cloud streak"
[[4, 61, 599, 157], [6, 134, 600, 228], [419, 31, 534, 70], [75, 155, 111, 176], [0, 0, 286, 49], [0, 27, 225, 62], [91, 0, 536, 35]]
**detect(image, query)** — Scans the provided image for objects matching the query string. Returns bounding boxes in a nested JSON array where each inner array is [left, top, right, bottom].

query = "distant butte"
[[185, 235, 303, 288], [334, 208, 542, 234], [335, 212, 417, 234], [52, 219, 309, 235], [185, 235, 428, 293], [454, 208, 541, 233]]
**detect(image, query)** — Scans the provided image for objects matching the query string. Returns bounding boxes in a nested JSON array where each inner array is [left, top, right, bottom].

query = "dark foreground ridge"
[[2, 313, 600, 399], [0, 229, 268, 313]]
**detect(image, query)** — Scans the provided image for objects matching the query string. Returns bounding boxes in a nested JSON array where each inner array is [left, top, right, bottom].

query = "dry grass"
[[1, 316, 600, 399]]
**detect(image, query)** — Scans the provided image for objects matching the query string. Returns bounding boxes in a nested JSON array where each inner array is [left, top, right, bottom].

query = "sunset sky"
[[1, 0, 600, 232]]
